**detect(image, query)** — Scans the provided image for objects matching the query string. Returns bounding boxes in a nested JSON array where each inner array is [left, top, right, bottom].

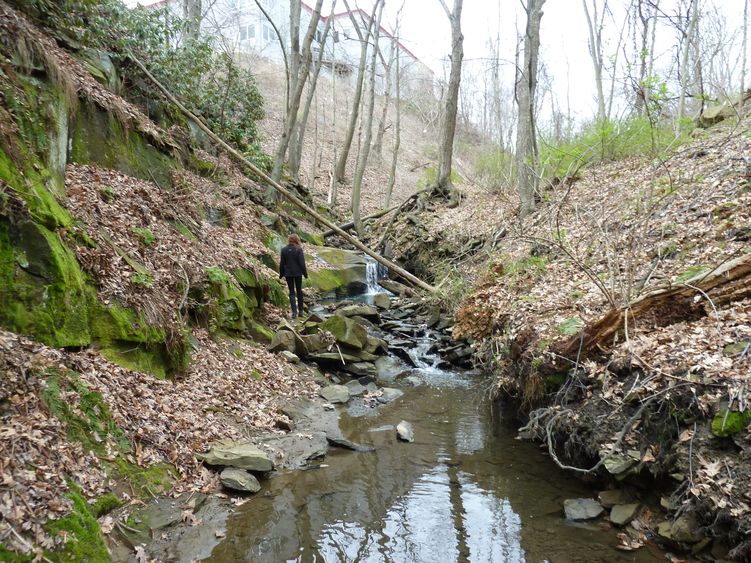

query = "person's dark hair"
[[288, 234, 302, 246]]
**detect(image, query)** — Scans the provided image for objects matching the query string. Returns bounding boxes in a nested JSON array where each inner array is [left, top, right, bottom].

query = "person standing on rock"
[[279, 234, 308, 318]]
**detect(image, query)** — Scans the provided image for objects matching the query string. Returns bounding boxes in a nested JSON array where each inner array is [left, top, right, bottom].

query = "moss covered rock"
[[319, 314, 368, 350], [305, 247, 368, 294]]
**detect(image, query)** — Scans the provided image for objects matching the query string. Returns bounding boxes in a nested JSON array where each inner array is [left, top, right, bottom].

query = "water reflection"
[[208, 349, 657, 563]]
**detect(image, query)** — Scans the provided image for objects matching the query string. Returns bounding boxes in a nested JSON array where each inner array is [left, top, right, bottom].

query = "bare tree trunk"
[[385, 34, 401, 209], [334, 0, 376, 185], [582, 0, 607, 123], [742, 0, 748, 96], [372, 40, 396, 160], [675, 0, 698, 135], [435, 0, 464, 198], [516, 0, 545, 217], [288, 4, 335, 182], [253, 0, 290, 111], [328, 37, 338, 205], [351, 0, 385, 234], [183, 0, 202, 40], [269, 0, 324, 191]]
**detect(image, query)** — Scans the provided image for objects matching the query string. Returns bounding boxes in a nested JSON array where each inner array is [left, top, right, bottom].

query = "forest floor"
[[375, 116, 751, 557]]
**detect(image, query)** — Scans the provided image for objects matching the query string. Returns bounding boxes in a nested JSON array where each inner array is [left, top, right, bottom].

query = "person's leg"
[[285, 277, 297, 317], [294, 276, 304, 315]]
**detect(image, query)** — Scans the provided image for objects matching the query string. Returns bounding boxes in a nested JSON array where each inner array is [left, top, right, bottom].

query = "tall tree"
[[385, 29, 402, 208], [675, 0, 699, 134], [334, 0, 377, 185], [515, 0, 545, 217], [372, 39, 397, 160], [183, 0, 202, 40], [269, 0, 324, 191], [288, 2, 336, 182], [351, 0, 385, 234], [434, 0, 464, 199], [742, 0, 748, 96], [582, 0, 608, 123]]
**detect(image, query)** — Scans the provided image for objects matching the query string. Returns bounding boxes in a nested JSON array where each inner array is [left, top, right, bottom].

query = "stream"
[[203, 262, 661, 563]]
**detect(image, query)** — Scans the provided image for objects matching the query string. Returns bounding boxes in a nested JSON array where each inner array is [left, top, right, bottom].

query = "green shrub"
[[131, 226, 155, 246], [474, 146, 514, 185]]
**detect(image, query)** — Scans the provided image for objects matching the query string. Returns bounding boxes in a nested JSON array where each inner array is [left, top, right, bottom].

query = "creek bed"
[[205, 328, 661, 562]]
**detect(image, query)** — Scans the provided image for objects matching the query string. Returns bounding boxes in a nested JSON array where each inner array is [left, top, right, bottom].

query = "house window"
[[239, 23, 255, 41], [315, 29, 323, 43], [262, 24, 273, 41]]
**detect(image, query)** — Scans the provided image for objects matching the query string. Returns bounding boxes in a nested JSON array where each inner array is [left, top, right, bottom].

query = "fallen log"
[[131, 56, 436, 293], [554, 254, 751, 360], [322, 205, 397, 238]]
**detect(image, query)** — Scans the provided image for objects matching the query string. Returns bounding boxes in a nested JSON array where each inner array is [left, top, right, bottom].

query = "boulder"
[[670, 514, 704, 543], [319, 384, 350, 404], [299, 333, 326, 354], [261, 431, 328, 469], [610, 504, 640, 526], [269, 330, 296, 353], [377, 388, 404, 404], [378, 279, 414, 297], [344, 380, 367, 396], [280, 350, 300, 364], [563, 498, 604, 521], [365, 336, 389, 355], [197, 441, 273, 472], [304, 247, 369, 294], [220, 468, 261, 493], [598, 489, 633, 508], [373, 293, 391, 309], [375, 356, 404, 379], [401, 375, 422, 387], [396, 421, 414, 442], [697, 90, 751, 128], [319, 315, 368, 349], [337, 304, 380, 320], [342, 362, 376, 378]]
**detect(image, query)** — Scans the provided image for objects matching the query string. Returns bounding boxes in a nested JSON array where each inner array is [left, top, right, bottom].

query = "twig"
[[7, 524, 54, 563]]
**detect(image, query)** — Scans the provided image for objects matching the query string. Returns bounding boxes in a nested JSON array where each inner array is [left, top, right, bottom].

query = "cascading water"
[[363, 255, 389, 294]]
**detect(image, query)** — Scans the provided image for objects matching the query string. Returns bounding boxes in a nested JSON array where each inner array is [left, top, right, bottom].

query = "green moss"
[[131, 226, 155, 246], [195, 267, 257, 334], [45, 484, 109, 563], [130, 271, 154, 288], [674, 265, 710, 284], [299, 230, 324, 246], [91, 493, 122, 517], [188, 156, 218, 177], [711, 408, 751, 437], [556, 316, 585, 336], [112, 459, 176, 498], [249, 321, 274, 343], [69, 101, 174, 186], [172, 220, 198, 240], [0, 218, 92, 347], [41, 369, 131, 454]]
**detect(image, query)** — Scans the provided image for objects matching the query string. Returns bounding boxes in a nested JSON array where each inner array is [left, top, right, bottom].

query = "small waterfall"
[[364, 255, 388, 294]]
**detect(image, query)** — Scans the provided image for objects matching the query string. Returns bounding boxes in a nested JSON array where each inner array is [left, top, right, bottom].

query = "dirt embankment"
[[381, 119, 751, 558]]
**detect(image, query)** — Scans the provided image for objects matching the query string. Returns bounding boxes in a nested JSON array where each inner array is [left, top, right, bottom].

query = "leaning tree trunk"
[[516, 0, 545, 217], [434, 0, 464, 198]]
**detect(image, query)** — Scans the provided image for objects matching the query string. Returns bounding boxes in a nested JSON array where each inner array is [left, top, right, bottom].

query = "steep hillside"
[[378, 117, 751, 557]]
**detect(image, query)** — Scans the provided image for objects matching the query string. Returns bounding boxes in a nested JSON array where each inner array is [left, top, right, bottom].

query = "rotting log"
[[554, 254, 751, 360], [130, 56, 436, 293]]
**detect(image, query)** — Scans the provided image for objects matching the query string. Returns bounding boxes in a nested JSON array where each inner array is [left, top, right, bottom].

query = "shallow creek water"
[[206, 325, 661, 563]]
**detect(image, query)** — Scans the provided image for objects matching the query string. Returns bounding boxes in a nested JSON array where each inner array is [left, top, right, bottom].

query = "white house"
[[146, 0, 434, 99]]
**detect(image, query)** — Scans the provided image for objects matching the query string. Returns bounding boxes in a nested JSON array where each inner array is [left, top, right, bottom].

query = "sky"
[[126, 0, 750, 125]]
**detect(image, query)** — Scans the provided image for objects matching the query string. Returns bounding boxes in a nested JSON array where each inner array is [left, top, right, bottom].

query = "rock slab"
[[319, 384, 350, 404], [220, 468, 261, 493], [563, 498, 604, 521], [198, 441, 273, 472], [610, 503, 640, 526], [378, 388, 404, 404]]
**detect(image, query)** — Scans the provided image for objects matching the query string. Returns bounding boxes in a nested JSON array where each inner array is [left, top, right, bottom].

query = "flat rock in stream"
[[396, 421, 414, 442], [375, 356, 405, 379], [563, 498, 604, 521], [220, 468, 261, 493], [327, 435, 375, 452], [319, 385, 350, 404], [374, 293, 391, 309], [280, 398, 346, 443], [610, 503, 640, 526], [338, 304, 380, 320], [197, 441, 273, 472], [377, 388, 404, 404], [345, 380, 367, 396], [261, 431, 329, 469], [342, 361, 376, 378]]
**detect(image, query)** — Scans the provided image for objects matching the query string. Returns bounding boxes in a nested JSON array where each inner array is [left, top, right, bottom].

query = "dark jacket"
[[279, 244, 308, 278]]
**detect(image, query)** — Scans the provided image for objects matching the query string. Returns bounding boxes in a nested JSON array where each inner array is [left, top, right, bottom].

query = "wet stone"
[[344, 380, 367, 396], [198, 441, 273, 472], [563, 498, 604, 521], [220, 468, 261, 493], [610, 504, 640, 526], [373, 293, 391, 309], [377, 388, 404, 404], [280, 350, 300, 363], [598, 489, 633, 508], [396, 421, 414, 442], [319, 385, 350, 404]]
